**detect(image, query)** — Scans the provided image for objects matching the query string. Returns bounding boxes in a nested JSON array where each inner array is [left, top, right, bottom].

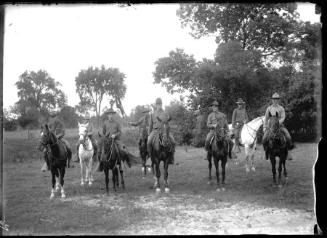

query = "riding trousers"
[[205, 130, 231, 152]]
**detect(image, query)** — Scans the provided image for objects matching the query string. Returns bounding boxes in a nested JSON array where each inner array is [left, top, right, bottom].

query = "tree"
[[15, 70, 67, 115], [75, 65, 127, 127], [129, 105, 151, 123], [58, 106, 79, 128], [177, 3, 300, 59]]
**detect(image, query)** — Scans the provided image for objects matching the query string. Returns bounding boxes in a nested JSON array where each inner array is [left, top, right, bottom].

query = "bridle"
[[244, 117, 264, 141]]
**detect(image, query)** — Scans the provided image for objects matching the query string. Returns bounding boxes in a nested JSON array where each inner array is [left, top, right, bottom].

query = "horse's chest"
[[79, 146, 94, 159]]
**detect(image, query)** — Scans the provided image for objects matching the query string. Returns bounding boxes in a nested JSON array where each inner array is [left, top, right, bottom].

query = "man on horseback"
[[262, 93, 294, 160], [95, 108, 136, 172], [128, 107, 151, 146], [73, 112, 98, 163], [204, 100, 232, 160], [232, 98, 249, 147], [41, 111, 72, 171], [147, 97, 176, 165]]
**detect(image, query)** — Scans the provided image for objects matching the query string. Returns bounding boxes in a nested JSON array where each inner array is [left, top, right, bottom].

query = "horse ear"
[[276, 112, 279, 118], [268, 111, 272, 117], [98, 131, 102, 138], [157, 116, 162, 122]]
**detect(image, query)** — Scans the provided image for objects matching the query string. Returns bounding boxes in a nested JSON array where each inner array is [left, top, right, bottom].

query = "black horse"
[[264, 113, 288, 187], [207, 127, 229, 191], [98, 131, 130, 194], [139, 135, 154, 178], [38, 124, 68, 199], [150, 117, 175, 193]]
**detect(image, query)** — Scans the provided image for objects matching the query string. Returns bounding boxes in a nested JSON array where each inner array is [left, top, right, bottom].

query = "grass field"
[[2, 132, 318, 235]]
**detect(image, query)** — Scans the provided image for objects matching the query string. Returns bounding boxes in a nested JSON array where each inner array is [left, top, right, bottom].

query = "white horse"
[[78, 122, 95, 186], [228, 116, 265, 173]]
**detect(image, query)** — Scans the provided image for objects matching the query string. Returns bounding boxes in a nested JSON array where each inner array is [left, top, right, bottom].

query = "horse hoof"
[[278, 184, 283, 188], [142, 176, 146, 179], [155, 188, 161, 193], [88, 182, 92, 186], [50, 194, 55, 199], [81, 182, 85, 186], [246, 168, 250, 173], [221, 187, 226, 191], [216, 188, 220, 192], [165, 187, 170, 193], [251, 167, 256, 172], [61, 193, 66, 198], [148, 167, 152, 173], [207, 181, 212, 185]]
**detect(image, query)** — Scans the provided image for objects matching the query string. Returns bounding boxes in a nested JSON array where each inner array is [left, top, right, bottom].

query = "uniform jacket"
[[130, 114, 150, 137], [264, 104, 286, 128], [207, 111, 229, 132], [149, 108, 170, 133], [232, 108, 249, 128], [48, 117, 65, 138], [103, 119, 122, 140]]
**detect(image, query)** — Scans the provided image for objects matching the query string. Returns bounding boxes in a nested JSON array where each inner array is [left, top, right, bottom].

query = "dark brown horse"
[[150, 117, 175, 193], [98, 131, 128, 194], [38, 124, 68, 199], [139, 135, 154, 178], [208, 127, 229, 191], [265, 113, 288, 187]]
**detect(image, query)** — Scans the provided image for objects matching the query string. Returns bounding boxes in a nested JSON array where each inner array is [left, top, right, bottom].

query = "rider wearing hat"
[[73, 112, 98, 163], [147, 97, 176, 164], [128, 107, 151, 146], [41, 111, 72, 171], [232, 98, 249, 146], [262, 93, 294, 160], [96, 107, 136, 172], [204, 100, 232, 160]]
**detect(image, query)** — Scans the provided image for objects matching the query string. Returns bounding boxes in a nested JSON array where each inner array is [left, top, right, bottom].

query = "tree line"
[[4, 3, 321, 144]]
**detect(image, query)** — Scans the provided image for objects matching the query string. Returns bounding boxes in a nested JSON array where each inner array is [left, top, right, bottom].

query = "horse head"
[[98, 130, 113, 163], [268, 113, 285, 147], [157, 116, 171, 147], [78, 122, 88, 143], [38, 124, 57, 152]]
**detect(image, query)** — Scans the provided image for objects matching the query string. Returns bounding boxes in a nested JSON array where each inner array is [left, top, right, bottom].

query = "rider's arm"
[[114, 122, 122, 139], [232, 109, 236, 128], [207, 113, 215, 129], [279, 107, 286, 124], [130, 116, 144, 127], [244, 110, 249, 123], [87, 123, 94, 136], [148, 113, 153, 134]]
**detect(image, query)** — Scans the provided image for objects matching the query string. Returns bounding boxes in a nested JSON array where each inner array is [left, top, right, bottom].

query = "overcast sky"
[[3, 3, 320, 116]]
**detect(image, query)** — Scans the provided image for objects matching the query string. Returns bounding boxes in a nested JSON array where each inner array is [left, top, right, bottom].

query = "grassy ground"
[[3, 134, 318, 235]]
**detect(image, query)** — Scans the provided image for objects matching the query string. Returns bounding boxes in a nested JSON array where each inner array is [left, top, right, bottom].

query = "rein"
[[244, 117, 264, 141]]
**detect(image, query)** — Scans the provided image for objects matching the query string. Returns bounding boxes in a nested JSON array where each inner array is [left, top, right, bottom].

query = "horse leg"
[[164, 159, 169, 193], [80, 158, 85, 186], [208, 152, 212, 185], [283, 157, 288, 185], [214, 157, 220, 190], [142, 154, 146, 178], [270, 156, 277, 186], [278, 158, 283, 188], [154, 160, 161, 193], [50, 168, 56, 199], [221, 158, 227, 190], [112, 168, 117, 192], [104, 166, 109, 194], [60, 167, 66, 198], [119, 163, 125, 189]]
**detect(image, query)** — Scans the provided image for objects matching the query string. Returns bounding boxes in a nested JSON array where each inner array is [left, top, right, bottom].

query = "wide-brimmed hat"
[[211, 100, 219, 106], [271, 93, 280, 99], [236, 98, 245, 104], [84, 112, 91, 120], [105, 108, 116, 114], [155, 97, 162, 105]]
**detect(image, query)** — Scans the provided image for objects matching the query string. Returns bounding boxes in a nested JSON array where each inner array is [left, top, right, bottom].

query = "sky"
[[3, 3, 321, 116]]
